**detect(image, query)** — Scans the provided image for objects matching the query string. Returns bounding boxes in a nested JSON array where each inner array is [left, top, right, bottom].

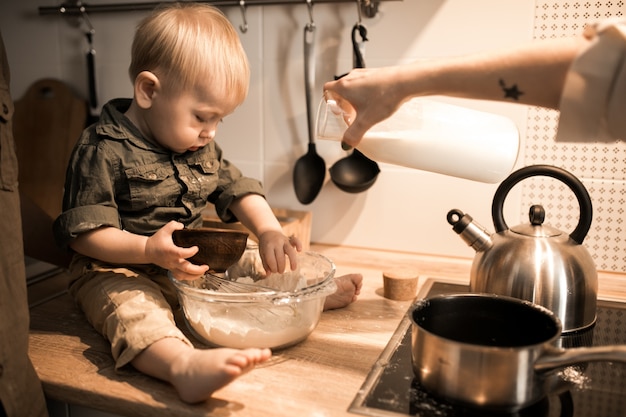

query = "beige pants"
[[67, 255, 193, 369]]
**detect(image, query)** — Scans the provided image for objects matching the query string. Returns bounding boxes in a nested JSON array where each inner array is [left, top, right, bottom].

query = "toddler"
[[54, 3, 361, 404]]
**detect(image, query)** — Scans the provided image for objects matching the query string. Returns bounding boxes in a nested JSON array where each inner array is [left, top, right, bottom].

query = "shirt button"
[[148, 173, 157, 180], [204, 161, 212, 169]]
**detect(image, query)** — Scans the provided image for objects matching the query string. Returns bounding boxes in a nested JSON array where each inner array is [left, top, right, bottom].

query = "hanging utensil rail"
[[39, 0, 401, 18]]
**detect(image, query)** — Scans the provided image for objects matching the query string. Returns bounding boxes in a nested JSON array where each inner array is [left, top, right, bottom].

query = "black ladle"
[[329, 149, 380, 192], [293, 21, 325, 205], [328, 24, 380, 194]]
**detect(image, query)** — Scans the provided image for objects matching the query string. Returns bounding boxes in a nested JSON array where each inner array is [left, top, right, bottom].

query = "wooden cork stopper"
[[383, 267, 419, 301]]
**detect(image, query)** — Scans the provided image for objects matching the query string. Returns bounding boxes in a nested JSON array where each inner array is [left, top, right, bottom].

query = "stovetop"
[[349, 280, 626, 417]]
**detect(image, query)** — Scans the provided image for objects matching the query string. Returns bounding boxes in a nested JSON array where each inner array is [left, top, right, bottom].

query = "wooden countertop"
[[28, 244, 626, 417]]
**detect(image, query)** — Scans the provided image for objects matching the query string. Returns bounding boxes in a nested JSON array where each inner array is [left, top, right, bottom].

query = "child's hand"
[[257, 231, 302, 273], [146, 221, 209, 280]]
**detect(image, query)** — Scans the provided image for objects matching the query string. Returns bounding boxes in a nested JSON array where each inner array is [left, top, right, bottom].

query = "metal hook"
[[361, 0, 380, 19], [306, 0, 315, 30], [239, 0, 248, 33], [355, 0, 363, 25], [78, 2, 95, 37]]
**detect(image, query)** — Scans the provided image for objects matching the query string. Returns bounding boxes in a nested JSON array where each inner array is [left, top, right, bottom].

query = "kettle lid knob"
[[529, 205, 545, 225]]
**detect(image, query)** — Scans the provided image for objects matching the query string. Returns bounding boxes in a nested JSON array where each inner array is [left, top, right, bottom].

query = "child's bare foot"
[[170, 347, 272, 403], [324, 273, 363, 311], [132, 338, 271, 404]]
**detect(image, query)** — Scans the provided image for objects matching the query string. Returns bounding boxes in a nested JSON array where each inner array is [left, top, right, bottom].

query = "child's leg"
[[68, 258, 271, 403], [132, 338, 271, 403], [324, 273, 363, 311]]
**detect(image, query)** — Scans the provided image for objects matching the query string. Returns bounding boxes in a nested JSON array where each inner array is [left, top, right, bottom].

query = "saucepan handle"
[[535, 345, 626, 373]]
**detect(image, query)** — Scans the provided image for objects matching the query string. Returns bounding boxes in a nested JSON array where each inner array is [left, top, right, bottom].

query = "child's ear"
[[134, 71, 161, 109]]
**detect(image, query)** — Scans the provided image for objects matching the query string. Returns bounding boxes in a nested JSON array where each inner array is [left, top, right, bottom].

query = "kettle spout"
[[446, 209, 493, 252]]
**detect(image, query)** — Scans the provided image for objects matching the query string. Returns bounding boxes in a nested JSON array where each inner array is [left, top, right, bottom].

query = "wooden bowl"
[[172, 228, 249, 272]]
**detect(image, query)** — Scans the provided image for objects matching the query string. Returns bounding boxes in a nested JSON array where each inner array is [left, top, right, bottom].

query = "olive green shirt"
[[54, 98, 264, 249]]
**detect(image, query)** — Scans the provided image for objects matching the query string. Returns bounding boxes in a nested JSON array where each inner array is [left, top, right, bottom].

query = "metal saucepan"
[[410, 293, 626, 411]]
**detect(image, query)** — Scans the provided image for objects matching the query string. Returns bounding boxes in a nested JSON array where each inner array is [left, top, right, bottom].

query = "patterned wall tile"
[[519, 176, 626, 271], [526, 108, 626, 181], [528, 0, 626, 272]]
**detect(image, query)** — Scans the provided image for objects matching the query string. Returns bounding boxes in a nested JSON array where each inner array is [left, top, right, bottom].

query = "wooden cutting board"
[[13, 78, 87, 219]]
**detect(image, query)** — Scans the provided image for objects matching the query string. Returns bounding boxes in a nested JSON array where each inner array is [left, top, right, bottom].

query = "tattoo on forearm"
[[499, 79, 524, 101]]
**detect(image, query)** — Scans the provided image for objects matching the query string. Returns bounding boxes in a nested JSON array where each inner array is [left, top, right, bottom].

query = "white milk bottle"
[[316, 97, 520, 183]]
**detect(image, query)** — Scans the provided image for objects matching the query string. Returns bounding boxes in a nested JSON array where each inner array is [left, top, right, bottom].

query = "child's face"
[[146, 83, 240, 154]]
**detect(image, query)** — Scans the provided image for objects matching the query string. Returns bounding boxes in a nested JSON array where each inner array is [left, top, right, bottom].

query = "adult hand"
[[324, 67, 406, 148]]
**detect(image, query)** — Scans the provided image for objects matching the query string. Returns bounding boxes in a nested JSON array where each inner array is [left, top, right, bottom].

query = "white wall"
[[0, 0, 550, 262]]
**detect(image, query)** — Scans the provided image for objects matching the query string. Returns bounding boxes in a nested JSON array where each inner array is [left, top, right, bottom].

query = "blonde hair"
[[129, 2, 249, 103]]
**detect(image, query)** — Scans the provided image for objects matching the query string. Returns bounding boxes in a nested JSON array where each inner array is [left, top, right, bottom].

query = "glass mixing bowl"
[[170, 248, 337, 349]]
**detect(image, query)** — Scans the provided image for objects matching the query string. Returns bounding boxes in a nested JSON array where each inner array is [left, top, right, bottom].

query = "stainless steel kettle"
[[447, 165, 597, 336]]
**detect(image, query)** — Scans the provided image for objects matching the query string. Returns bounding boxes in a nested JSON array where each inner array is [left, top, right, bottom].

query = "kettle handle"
[[492, 165, 593, 244]]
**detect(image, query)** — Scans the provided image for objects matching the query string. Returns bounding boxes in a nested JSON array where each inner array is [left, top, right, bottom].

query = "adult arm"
[[324, 35, 588, 147]]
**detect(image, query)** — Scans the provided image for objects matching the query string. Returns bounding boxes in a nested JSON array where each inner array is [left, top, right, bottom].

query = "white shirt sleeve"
[[556, 18, 626, 143]]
